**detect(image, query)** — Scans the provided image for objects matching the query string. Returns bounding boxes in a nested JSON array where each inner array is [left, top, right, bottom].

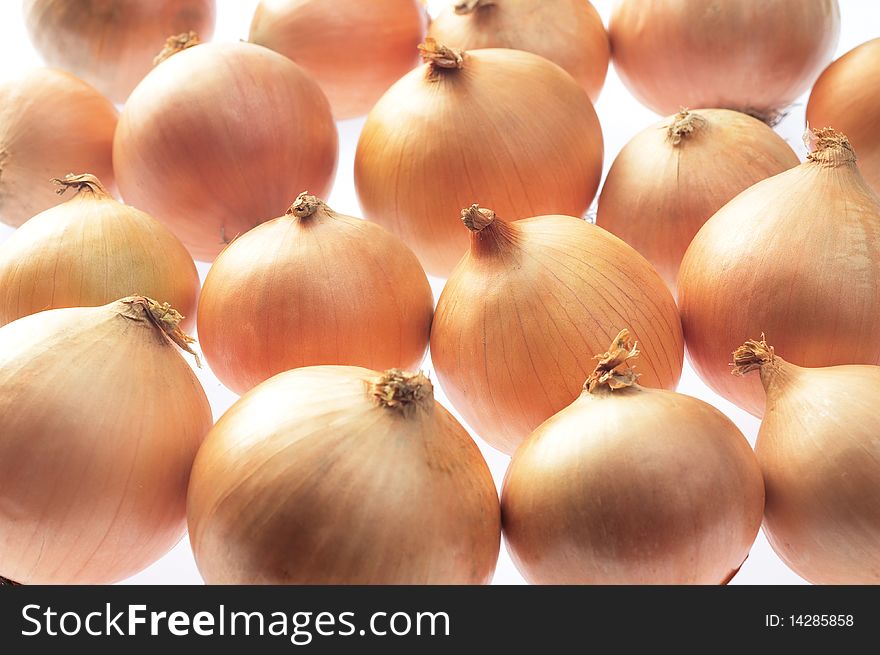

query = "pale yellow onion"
[[355, 40, 603, 277], [114, 36, 338, 262], [0, 297, 211, 584], [503, 331, 764, 584], [187, 367, 501, 584], [597, 108, 798, 290], [429, 0, 609, 102], [249, 0, 428, 119], [0, 174, 198, 330], [0, 68, 116, 228], [23, 0, 216, 103], [733, 337, 880, 584], [610, 0, 840, 122], [678, 128, 880, 417], [197, 193, 434, 395], [431, 205, 683, 454], [807, 38, 880, 195]]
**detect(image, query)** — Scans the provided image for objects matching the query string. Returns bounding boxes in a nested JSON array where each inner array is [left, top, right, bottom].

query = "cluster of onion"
[[5, 0, 877, 588]]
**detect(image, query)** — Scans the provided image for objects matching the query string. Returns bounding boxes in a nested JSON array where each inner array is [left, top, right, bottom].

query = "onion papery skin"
[[678, 129, 880, 417], [597, 109, 798, 291], [609, 0, 840, 121], [187, 366, 501, 584], [23, 0, 216, 103], [0, 298, 212, 584], [113, 41, 338, 262], [249, 0, 427, 120], [355, 45, 603, 277], [428, 0, 609, 102], [197, 195, 434, 395], [733, 339, 880, 583], [502, 384, 764, 584], [431, 208, 683, 454], [0, 174, 199, 329], [807, 38, 880, 195], [0, 68, 117, 228]]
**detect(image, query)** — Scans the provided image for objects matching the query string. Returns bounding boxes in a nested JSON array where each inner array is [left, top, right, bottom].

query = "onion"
[[0, 297, 211, 584], [187, 366, 500, 584], [0, 174, 199, 330], [807, 38, 880, 195], [113, 35, 338, 262], [428, 0, 609, 102], [23, 0, 216, 103], [733, 337, 880, 583], [678, 128, 880, 417], [197, 193, 434, 395], [355, 39, 603, 276], [431, 205, 683, 454], [502, 331, 764, 584], [249, 0, 427, 120], [609, 0, 841, 122], [0, 68, 116, 228], [597, 109, 799, 290]]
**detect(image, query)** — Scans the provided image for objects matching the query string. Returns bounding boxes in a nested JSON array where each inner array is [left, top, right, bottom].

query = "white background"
[[0, 1, 876, 585]]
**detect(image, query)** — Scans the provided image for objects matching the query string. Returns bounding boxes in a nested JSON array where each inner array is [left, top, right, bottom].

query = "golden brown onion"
[[0, 297, 211, 584], [428, 0, 609, 102], [597, 109, 798, 290], [807, 38, 880, 194], [197, 193, 434, 395], [187, 366, 501, 584], [678, 128, 880, 417], [355, 40, 603, 276], [431, 205, 683, 454], [23, 0, 216, 103], [0, 174, 198, 329], [610, 0, 840, 122], [113, 36, 338, 262], [503, 331, 764, 584], [733, 337, 880, 584], [0, 68, 116, 228], [249, 0, 428, 119]]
